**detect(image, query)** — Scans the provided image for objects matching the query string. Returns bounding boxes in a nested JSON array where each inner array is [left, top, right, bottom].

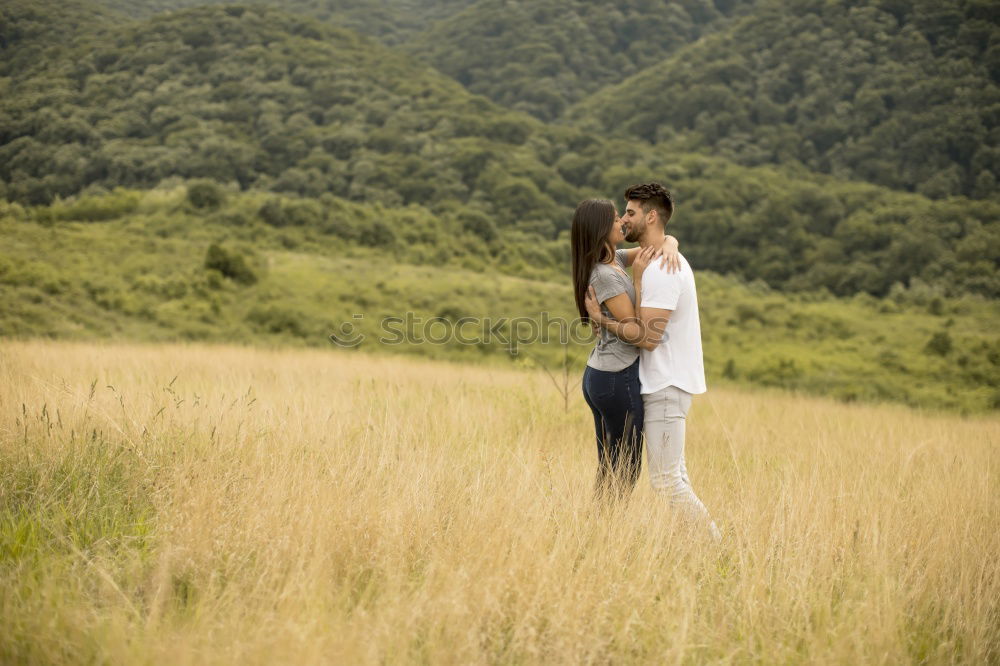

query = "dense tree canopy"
[[568, 0, 1000, 200], [91, 0, 477, 44], [0, 3, 582, 232], [404, 0, 754, 120], [0, 0, 115, 76], [1, 0, 997, 300]]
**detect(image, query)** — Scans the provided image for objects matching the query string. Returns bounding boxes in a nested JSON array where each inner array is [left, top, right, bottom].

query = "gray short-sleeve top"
[[587, 249, 639, 371]]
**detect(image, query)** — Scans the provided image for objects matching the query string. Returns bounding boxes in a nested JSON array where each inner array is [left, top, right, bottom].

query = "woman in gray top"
[[570, 199, 678, 502]]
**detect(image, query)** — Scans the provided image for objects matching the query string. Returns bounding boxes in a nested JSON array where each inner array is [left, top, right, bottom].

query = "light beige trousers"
[[643, 385, 720, 539]]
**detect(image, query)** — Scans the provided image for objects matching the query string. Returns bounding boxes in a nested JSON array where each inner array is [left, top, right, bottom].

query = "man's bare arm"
[[638, 306, 672, 349]]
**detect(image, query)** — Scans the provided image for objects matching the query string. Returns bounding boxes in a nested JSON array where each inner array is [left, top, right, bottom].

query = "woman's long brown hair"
[[570, 199, 616, 323]]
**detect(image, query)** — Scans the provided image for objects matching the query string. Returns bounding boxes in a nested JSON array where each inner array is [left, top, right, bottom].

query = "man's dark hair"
[[624, 183, 674, 225]]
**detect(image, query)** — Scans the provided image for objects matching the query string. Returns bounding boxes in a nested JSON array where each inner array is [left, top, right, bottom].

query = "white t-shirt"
[[638, 252, 707, 395]]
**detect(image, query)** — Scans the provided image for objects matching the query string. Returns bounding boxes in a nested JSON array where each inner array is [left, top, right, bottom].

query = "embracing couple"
[[571, 182, 720, 541]]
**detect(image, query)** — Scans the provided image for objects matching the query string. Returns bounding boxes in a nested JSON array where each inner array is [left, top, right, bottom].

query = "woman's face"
[[605, 211, 625, 247]]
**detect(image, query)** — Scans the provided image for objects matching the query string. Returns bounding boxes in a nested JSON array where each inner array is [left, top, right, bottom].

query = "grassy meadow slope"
[[2, 188, 998, 413], [1, 340, 998, 663]]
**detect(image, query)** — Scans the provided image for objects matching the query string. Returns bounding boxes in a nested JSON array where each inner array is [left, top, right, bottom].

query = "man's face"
[[622, 200, 650, 243]]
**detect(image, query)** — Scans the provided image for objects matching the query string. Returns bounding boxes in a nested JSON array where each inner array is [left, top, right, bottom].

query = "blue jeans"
[[582, 359, 643, 502]]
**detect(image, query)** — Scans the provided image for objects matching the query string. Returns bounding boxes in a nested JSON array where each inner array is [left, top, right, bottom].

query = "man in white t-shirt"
[[600, 182, 720, 540]]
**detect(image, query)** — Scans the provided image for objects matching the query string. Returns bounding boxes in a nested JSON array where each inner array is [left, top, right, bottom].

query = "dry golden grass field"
[[1, 340, 998, 664]]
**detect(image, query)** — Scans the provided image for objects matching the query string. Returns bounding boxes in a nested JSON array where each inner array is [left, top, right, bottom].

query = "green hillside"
[[0, 1, 997, 301], [544, 149, 1000, 298], [90, 0, 476, 43], [0, 3, 582, 232], [77, 0, 1000, 203], [404, 0, 754, 120], [0, 0, 116, 76], [2, 188, 998, 413], [568, 0, 1000, 200]]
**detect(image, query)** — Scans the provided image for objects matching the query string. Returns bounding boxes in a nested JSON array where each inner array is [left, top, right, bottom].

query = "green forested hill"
[[403, 0, 754, 120], [82, 0, 755, 122], [568, 0, 1000, 200], [0, 0, 997, 300], [7, 0, 996, 205], [0, 3, 583, 232], [90, 0, 476, 44], [587, 152, 1000, 298], [0, 0, 116, 75]]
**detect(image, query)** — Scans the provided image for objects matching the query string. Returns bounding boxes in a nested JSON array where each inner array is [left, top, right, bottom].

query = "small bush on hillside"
[[40, 189, 141, 222], [258, 197, 324, 228], [258, 199, 286, 227], [747, 356, 803, 387], [187, 181, 225, 210], [925, 331, 953, 357], [246, 305, 307, 337], [459, 210, 498, 243], [359, 220, 395, 247], [204, 244, 257, 285]]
